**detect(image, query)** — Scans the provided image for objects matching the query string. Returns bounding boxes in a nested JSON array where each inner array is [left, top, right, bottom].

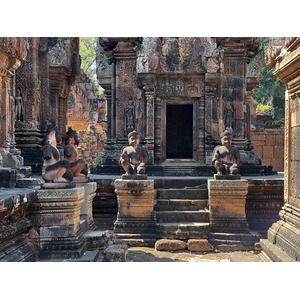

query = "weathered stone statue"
[[212, 130, 242, 176], [42, 123, 73, 186], [64, 127, 88, 181], [120, 130, 148, 176]]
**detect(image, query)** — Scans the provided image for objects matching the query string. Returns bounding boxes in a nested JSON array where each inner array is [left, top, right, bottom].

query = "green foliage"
[[253, 37, 285, 125], [256, 103, 271, 114], [79, 37, 97, 82]]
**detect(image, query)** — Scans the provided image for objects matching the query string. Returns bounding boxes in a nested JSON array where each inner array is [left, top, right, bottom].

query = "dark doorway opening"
[[166, 104, 193, 159]]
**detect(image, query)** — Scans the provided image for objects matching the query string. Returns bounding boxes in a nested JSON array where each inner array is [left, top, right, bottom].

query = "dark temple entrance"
[[166, 104, 193, 159]]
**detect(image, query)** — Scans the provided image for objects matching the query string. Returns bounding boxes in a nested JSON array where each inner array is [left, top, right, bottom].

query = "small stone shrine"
[[92, 37, 268, 176], [114, 131, 156, 246], [208, 131, 260, 251]]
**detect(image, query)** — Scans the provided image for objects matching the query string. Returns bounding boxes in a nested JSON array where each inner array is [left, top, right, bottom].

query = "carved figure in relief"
[[42, 123, 73, 183], [224, 101, 235, 130], [120, 131, 148, 175], [125, 99, 135, 136], [212, 130, 242, 175], [64, 127, 88, 181], [15, 88, 24, 122]]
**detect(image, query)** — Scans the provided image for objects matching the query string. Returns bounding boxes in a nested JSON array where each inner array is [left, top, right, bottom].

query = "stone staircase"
[[162, 166, 198, 176], [155, 178, 210, 241]]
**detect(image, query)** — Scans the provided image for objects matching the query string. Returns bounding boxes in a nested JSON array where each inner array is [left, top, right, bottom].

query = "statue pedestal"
[[35, 187, 86, 259], [114, 179, 156, 246], [74, 182, 97, 232], [208, 179, 260, 251]]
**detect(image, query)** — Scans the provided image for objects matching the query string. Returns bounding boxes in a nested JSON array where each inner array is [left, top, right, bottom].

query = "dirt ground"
[[126, 246, 263, 262]]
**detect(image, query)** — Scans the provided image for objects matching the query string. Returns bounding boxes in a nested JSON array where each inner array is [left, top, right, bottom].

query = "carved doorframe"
[[160, 98, 199, 163]]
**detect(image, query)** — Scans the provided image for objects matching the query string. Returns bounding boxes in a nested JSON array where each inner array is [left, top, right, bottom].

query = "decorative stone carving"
[[34, 187, 86, 259], [125, 99, 135, 136]]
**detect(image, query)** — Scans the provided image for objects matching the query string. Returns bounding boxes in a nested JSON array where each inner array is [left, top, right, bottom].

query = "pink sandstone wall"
[[251, 128, 284, 172]]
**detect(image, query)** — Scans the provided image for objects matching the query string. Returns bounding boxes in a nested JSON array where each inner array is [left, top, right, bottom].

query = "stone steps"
[[156, 222, 210, 240], [155, 179, 210, 241], [156, 210, 210, 223], [154, 178, 207, 189], [113, 233, 156, 247], [208, 231, 261, 251], [163, 166, 197, 176], [156, 199, 208, 211], [156, 188, 208, 200]]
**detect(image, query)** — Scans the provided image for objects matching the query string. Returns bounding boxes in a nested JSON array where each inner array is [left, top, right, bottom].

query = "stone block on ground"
[[83, 230, 109, 250], [103, 244, 128, 262], [155, 239, 187, 251], [187, 239, 213, 252]]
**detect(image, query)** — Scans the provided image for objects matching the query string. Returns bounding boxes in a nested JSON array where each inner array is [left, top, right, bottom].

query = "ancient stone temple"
[[67, 70, 107, 167], [14, 37, 81, 172], [260, 37, 300, 261], [92, 37, 267, 175]]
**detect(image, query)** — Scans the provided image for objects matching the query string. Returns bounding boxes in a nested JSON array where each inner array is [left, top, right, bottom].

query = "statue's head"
[[128, 130, 140, 147], [65, 127, 79, 146], [45, 123, 61, 145], [220, 130, 232, 147]]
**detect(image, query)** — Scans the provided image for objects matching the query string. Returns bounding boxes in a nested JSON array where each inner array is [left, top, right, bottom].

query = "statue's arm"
[[234, 148, 242, 166], [42, 144, 52, 160], [120, 147, 129, 164], [141, 147, 149, 165], [211, 147, 220, 164], [64, 145, 73, 157]]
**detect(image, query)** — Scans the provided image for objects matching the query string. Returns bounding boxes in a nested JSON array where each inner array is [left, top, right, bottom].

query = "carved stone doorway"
[[166, 104, 193, 159]]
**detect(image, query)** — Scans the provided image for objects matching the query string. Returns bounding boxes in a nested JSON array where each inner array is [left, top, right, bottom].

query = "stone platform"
[[32, 187, 86, 259], [114, 179, 156, 246], [208, 179, 261, 251], [74, 182, 97, 232]]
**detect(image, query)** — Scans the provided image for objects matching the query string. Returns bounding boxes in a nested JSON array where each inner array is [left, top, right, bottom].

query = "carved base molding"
[[260, 203, 300, 261], [34, 187, 86, 259]]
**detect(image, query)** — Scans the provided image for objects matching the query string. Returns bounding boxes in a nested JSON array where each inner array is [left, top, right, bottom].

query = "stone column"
[[114, 179, 156, 246], [208, 179, 260, 251], [33, 187, 86, 259], [75, 182, 97, 232]]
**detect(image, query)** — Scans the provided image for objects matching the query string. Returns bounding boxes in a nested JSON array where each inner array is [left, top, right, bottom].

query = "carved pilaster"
[[245, 91, 254, 150], [143, 77, 155, 164], [198, 97, 205, 163], [0, 38, 28, 168]]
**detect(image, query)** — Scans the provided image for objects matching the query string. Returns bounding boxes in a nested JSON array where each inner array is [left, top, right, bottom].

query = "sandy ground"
[[126, 246, 263, 262]]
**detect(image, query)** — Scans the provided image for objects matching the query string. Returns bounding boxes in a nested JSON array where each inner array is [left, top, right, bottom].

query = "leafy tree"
[[253, 37, 285, 125], [79, 37, 97, 82]]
